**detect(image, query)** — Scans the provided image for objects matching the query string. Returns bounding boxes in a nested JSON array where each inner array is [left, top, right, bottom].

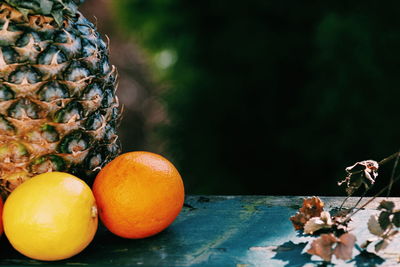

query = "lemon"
[[3, 172, 98, 261]]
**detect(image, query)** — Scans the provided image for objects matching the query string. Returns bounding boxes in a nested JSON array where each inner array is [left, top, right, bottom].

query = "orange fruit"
[[93, 151, 184, 239]]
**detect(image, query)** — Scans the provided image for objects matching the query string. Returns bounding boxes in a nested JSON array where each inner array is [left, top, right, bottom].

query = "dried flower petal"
[[290, 213, 308, 230], [304, 218, 325, 235], [368, 215, 385, 237], [345, 160, 379, 180], [299, 197, 324, 218], [290, 197, 324, 230], [307, 234, 338, 262], [333, 233, 356, 260], [320, 211, 332, 224], [304, 212, 333, 234]]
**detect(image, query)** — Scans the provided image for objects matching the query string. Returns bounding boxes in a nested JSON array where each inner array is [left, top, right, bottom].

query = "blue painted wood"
[[0, 195, 398, 266]]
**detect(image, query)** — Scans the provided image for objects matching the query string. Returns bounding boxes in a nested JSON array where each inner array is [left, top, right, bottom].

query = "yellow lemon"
[[3, 172, 98, 261]]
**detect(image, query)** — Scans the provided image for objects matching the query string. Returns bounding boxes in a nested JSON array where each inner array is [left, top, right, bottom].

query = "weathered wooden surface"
[[0, 195, 399, 266]]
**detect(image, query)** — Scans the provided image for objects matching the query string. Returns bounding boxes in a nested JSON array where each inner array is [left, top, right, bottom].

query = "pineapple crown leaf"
[[3, 0, 85, 24], [40, 0, 54, 14]]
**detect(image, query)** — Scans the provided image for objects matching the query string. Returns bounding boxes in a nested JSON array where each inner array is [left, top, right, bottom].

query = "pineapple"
[[0, 0, 120, 197]]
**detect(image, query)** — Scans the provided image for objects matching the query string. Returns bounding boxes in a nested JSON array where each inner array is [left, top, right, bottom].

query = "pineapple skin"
[[0, 2, 120, 197]]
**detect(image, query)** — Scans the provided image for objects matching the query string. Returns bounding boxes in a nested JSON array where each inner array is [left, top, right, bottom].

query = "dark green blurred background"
[[81, 0, 400, 196]]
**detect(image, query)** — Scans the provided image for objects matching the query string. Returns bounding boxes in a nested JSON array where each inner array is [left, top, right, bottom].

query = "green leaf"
[[378, 200, 395, 212], [393, 212, 400, 227], [378, 211, 391, 230]]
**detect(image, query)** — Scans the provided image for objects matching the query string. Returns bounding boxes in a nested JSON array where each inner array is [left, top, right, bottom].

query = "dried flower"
[[307, 233, 356, 261], [290, 197, 324, 230], [338, 160, 379, 195]]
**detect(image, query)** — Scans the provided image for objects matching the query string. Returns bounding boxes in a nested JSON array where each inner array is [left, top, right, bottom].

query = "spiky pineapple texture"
[[5, 0, 84, 25], [0, 1, 120, 197]]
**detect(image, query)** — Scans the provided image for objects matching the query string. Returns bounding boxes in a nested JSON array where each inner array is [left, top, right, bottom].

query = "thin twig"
[[353, 190, 368, 211], [344, 175, 400, 223], [339, 188, 368, 214], [387, 148, 400, 197], [379, 151, 400, 166], [339, 182, 372, 211], [339, 195, 350, 210]]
